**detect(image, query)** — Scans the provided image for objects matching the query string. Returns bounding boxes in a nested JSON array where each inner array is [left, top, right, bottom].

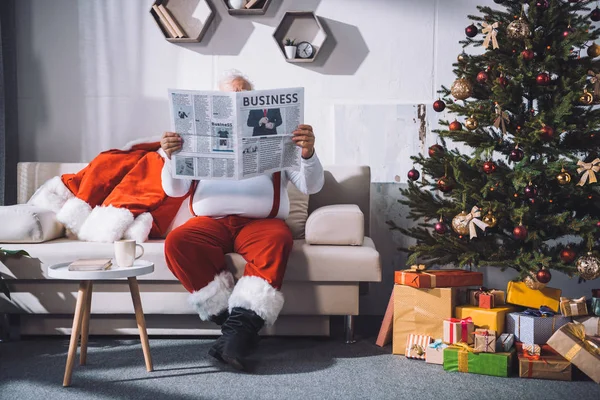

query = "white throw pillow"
[[0, 205, 65, 243], [285, 182, 309, 239]]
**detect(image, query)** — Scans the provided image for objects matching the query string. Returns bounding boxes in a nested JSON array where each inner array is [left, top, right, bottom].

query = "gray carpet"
[[1, 336, 599, 400]]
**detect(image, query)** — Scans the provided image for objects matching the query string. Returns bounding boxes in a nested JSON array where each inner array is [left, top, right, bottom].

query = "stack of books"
[[152, 4, 186, 39], [68, 258, 112, 271]]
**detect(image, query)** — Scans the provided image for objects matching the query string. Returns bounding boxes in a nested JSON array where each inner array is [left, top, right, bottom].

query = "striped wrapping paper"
[[405, 334, 432, 360]]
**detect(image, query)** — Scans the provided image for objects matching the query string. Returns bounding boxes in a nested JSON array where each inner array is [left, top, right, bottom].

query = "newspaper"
[[168, 87, 304, 180]]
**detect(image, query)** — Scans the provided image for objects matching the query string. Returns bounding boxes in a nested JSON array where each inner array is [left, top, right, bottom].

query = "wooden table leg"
[[128, 277, 153, 372], [63, 281, 88, 387], [80, 281, 93, 366]]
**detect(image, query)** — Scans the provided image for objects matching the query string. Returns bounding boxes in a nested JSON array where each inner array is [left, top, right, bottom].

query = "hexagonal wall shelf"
[[223, 0, 272, 16], [151, 0, 215, 43], [273, 12, 328, 63]]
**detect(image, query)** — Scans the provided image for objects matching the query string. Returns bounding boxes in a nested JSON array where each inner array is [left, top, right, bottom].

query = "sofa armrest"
[[0, 205, 65, 243], [305, 205, 364, 246]]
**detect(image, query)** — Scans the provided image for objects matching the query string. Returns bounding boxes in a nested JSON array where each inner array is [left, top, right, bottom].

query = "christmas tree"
[[391, 0, 600, 286]]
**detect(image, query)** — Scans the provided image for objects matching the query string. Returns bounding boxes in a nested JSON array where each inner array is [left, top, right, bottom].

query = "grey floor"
[[1, 330, 600, 400]]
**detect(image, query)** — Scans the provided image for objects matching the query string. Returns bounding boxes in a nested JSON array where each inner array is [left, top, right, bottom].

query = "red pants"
[[165, 216, 293, 292]]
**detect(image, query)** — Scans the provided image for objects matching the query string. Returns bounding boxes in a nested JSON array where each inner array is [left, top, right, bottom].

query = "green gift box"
[[443, 346, 515, 377]]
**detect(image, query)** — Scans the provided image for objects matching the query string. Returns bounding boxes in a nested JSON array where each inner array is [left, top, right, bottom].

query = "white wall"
[[15, 0, 599, 314]]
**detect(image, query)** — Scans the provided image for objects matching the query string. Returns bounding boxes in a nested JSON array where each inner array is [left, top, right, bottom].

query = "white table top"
[[48, 260, 154, 280]]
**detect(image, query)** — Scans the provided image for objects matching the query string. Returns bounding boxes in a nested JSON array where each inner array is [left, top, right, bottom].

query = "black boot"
[[208, 309, 229, 326], [217, 307, 265, 371]]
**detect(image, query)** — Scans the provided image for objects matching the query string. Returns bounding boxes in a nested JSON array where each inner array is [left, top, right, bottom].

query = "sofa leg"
[[0, 314, 20, 341], [344, 315, 356, 344]]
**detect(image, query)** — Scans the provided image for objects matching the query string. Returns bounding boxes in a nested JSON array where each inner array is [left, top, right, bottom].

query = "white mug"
[[114, 240, 144, 268]]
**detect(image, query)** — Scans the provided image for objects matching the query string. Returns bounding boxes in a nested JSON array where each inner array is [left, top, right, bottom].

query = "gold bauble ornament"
[[576, 252, 600, 280], [588, 43, 600, 58], [451, 78, 473, 100], [465, 115, 479, 131], [579, 89, 594, 105], [556, 168, 572, 185], [451, 211, 470, 236], [507, 18, 531, 40], [482, 211, 497, 228], [523, 273, 547, 290], [457, 52, 467, 63]]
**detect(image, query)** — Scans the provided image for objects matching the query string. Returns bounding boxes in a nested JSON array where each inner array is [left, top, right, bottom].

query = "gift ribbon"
[[576, 158, 600, 186], [522, 306, 555, 318], [589, 70, 600, 98], [475, 330, 494, 351], [399, 265, 437, 288], [493, 104, 509, 135], [447, 317, 473, 343], [482, 22, 499, 49], [429, 339, 446, 350], [562, 323, 600, 361], [462, 206, 489, 239]]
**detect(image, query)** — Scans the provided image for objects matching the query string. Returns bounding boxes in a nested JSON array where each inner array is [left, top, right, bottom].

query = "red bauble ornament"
[[407, 168, 420, 181], [524, 184, 538, 198], [465, 24, 478, 38], [476, 71, 489, 84], [521, 49, 534, 61], [509, 148, 524, 162], [536, 72, 550, 86], [449, 120, 462, 131], [437, 176, 455, 193], [597, 221, 600, 228], [540, 125, 554, 141], [497, 76, 509, 87], [513, 225, 528, 240], [591, 8, 600, 22], [536, 268, 552, 284], [428, 144, 444, 157], [433, 99, 446, 112], [560, 248, 577, 263], [483, 161, 497, 174], [535, 1, 549, 10], [434, 221, 448, 234]]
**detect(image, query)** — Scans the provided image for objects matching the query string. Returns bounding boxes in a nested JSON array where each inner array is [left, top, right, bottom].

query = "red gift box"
[[394, 266, 483, 289], [479, 293, 495, 309]]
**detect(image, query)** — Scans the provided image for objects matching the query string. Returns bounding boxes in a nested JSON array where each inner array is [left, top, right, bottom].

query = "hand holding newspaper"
[[168, 87, 304, 180]]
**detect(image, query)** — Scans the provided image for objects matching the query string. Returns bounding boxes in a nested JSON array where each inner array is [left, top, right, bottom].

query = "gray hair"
[[218, 69, 254, 90]]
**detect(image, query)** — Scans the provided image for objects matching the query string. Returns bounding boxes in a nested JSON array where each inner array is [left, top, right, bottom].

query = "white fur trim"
[[188, 270, 235, 321], [228, 276, 284, 327], [56, 197, 92, 234], [27, 176, 74, 213], [123, 212, 153, 243], [120, 136, 162, 151], [78, 205, 134, 242]]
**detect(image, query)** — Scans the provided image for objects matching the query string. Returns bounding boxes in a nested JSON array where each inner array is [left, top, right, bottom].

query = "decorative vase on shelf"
[[284, 46, 297, 59], [229, 0, 245, 9]]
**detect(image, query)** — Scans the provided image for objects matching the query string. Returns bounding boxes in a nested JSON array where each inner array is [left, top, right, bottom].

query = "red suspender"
[[263, 109, 268, 117], [187, 172, 281, 219], [267, 171, 281, 218]]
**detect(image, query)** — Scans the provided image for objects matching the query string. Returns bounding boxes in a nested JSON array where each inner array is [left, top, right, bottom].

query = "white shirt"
[[161, 152, 325, 219]]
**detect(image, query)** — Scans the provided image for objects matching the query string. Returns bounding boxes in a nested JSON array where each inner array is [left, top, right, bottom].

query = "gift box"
[[405, 334, 432, 360], [515, 341, 559, 356], [496, 333, 514, 352], [443, 346, 515, 377], [506, 281, 561, 312], [519, 343, 541, 356], [468, 288, 505, 308], [547, 323, 600, 384], [474, 329, 497, 352], [573, 315, 600, 336], [394, 266, 483, 289], [455, 305, 519, 334], [518, 354, 572, 381], [560, 296, 588, 317], [443, 318, 475, 344], [591, 298, 600, 316], [392, 285, 455, 355], [425, 339, 448, 365], [506, 311, 571, 344]]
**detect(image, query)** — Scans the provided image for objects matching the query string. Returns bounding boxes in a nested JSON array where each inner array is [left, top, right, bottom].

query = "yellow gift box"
[[392, 285, 456, 355], [506, 281, 561, 312], [455, 305, 519, 334]]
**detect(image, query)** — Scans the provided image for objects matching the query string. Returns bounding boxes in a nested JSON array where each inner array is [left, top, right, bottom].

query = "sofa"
[[0, 162, 381, 339]]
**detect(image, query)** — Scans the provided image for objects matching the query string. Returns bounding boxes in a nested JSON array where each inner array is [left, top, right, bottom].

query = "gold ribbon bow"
[[576, 158, 600, 186], [409, 264, 426, 272], [464, 206, 489, 239], [563, 323, 600, 361], [588, 70, 600, 98], [482, 22, 499, 49], [493, 104, 509, 135]]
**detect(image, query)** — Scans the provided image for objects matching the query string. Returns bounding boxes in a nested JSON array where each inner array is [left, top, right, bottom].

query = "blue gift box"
[[496, 333, 514, 352], [591, 298, 600, 316], [506, 311, 571, 344]]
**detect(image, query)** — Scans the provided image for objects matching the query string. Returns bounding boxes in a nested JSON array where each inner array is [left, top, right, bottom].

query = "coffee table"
[[48, 260, 155, 387]]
